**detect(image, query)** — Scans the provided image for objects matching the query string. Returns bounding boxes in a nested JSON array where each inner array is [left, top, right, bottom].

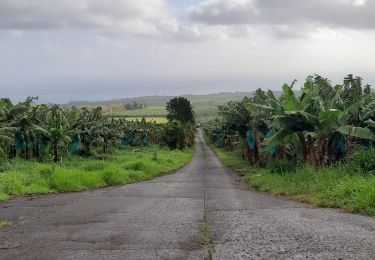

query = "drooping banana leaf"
[[319, 109, 349, 131], [337, 126, 375, 142]]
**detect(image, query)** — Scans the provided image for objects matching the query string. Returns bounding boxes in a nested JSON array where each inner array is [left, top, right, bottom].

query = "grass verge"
[[205, 138, 375, 217], [0, 146, 194, 201]]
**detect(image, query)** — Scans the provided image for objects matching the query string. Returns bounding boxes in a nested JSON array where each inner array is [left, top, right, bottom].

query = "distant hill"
[[64, 92, 261, 107], [64, 91, 285, 121]]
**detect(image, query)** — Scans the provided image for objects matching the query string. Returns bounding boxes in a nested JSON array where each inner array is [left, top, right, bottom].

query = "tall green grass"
[[0, 146, 194, 201], [207, 139, 375, 216]]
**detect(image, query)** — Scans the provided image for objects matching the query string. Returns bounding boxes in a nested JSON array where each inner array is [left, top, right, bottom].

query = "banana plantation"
[[204, 74, 375, 167], [0, 97, 195, 164]]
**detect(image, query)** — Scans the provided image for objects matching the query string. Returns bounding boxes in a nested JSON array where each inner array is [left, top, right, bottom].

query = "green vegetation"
[[0, 97, 169, 163], [166, 97, 195, 123], [204, 74, 375, 216], [124, 101, 145, 110], [121, 106, 167, 117], [164, 97, 196, 149], [205, 75, 375, 165], [0, 220, 12, 228], [164, 120, 195, 149], [0, 146, 194, 201], [208, 140, 375, 216], [83, 93, 255, 122], [0, 96, 195, 200], [0, 96, 197, 162], [125, 117, 168, 124], [116, 104, 217, 122]]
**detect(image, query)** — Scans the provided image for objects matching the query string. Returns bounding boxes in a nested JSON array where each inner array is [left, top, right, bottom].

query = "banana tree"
[[47, 128, 72, 163], [71, 107, 102, 155], [43, 105, 73, 162], [0, 126, 16, 160], [246, 75, 375, 165], [12, 117, 48, 160]]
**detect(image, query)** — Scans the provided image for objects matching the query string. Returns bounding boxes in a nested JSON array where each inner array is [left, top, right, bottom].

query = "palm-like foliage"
[[0, 97, 175, 163], [0, 126, 16, 159], [205, 74, 375, 166]]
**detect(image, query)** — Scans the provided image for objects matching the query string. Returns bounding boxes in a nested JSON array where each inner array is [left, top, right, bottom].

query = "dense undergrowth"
[[207, 138, 375, 216], [0, 146, 194, 201]]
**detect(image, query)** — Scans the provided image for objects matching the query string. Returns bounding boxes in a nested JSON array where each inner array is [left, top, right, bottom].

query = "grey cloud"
[[0, 0, 213, 41], [1, 0, 374, 43], [0, 0, 167, 33], [189, 0, 375, 30], [189, 0, 258, 25]]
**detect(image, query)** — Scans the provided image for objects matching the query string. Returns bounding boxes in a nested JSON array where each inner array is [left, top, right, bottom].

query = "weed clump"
[[267, 159, 296, 175], [347, 147, 375, 174]]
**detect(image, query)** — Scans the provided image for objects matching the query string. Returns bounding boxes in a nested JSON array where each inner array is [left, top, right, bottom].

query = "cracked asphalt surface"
[[1, 131, 375, 259]]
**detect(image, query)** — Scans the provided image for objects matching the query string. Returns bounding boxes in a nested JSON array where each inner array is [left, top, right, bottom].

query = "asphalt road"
[[1, 131, 375, 260]]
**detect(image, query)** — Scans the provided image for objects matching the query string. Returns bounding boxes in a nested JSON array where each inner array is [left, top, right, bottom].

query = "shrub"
[[164, 120, 195, 149], [0, 193, 9, 201], [50, 169, 84, 191], [81, 161, 107, 172], [39, 166, 54, 178], [129, 162, 146, 171], [0, 160, 10, 173], [347, 147, 375, 174], [23, 174, 52, 194], [102, 167, 129, 186], [0, 172, 26, 195], [267, 159, 296, 175], [80, 172, 105, 188], [0, 150, 7, 162], [50, 168, 106, 191], [152, 151, 158, 161], [127, 170, 148, 182]]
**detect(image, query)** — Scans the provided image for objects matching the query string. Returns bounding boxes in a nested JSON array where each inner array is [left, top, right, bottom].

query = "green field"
[[126, 117, 168, 124], [94, 92, 254, 122], [0, 146, 194, 201], [108, 104, 218, 122], [121, 106, 167, 117], [119, 105, 218, 122]]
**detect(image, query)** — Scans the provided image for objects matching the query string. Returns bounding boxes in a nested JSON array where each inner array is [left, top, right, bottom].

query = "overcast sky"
[[0, 0, 374, 103]]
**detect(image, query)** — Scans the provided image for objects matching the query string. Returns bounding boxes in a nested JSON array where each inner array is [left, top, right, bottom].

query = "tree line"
[[0, 96, 195, 164], [124, 101, 145, 110], [204, 74, 375, 166]]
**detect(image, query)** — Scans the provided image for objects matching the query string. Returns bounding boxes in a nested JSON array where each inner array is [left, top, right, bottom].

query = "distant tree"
[[138, 101, 145, 109], [124, 101, 145, 110], [124, 103, 134, 110], [166, 97, 195, 123]]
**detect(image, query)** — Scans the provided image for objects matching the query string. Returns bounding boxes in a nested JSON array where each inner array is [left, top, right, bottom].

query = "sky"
[[0, 0, 374, 103]]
